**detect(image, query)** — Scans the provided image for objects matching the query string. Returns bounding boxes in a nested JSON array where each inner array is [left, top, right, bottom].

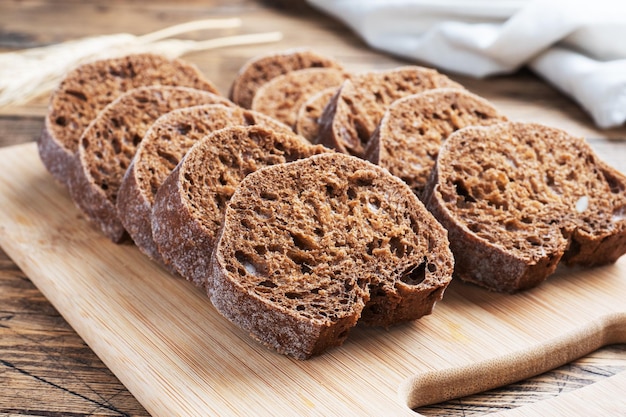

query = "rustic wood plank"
[[0, 248, 149, 417], [2, 237, 624, 416], [0, 115, 43, 147]]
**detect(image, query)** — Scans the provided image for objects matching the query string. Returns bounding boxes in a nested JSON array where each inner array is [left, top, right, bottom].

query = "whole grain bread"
[[38, 53, 218, 184], [229, 48, 343, 109], [316, 66, 463, 158], [423, 121, 626, 292], [365, 88, 507, 198], [210, 152, 454, 359], [251, 68, 348, 128], [151, 125, 329, 287], [68, 86, 231, 242], [117, 104, 296, 263], [294, 87, 337, 142]]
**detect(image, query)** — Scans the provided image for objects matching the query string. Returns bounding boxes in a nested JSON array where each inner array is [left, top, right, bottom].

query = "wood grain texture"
[[2, 0, 626, 415], [0, 248, 149, 416], [0, 143, 625, 416], [418, 344, 626, 416]]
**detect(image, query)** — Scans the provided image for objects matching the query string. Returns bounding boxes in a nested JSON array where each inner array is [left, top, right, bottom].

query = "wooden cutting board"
[[1, 143, 625, 416]]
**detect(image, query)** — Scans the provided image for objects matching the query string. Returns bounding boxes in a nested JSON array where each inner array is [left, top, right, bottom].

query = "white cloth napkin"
[[307, 0, 626, 129]]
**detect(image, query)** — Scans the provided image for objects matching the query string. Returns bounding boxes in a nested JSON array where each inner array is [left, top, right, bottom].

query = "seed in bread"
[[68, 86, 231, 242], [423, 121, 626, 292], [117, 104, 296, 263], [316, 66, 463, 158], [365, 88, 507, 198], [38, 53, 218, 184], [251, 68, 348, 128], [210, 152, 454, 359], [151, 125, 329, 287], [229, 48, 343, 109]]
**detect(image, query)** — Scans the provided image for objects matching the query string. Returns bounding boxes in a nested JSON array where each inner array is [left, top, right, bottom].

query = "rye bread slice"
[[117, 104, 296, 263], [316, 66, 463, 158], [210, 152, 454, 359], [38, 53, 218, 184], [151, 125, 329, 287], [423, 121, 626, 292], [294, 87, 337, 143], [251, 68, 348, 128], [365, 88, 507, 198], [68, 86, 231, 242], [229, 48, 343, 109]]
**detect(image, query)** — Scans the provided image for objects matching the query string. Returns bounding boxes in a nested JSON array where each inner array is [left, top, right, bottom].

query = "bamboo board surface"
[[0, 142, 625, 416]]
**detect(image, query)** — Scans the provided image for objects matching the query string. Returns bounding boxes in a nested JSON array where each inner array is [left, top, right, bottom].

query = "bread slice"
[[251, 68, 348, 128], [365, 88, 507, 198], [38, 53, 218, 184], [117, 104, 296, 263], [209, 152, 454, 359], [151, 125, 329, 287], [423, 121, 626, 292], [316, 66, 463, 158], [68, 86, 231, 242], [294, 87, 337, 143], [229, 48, 343, 109]]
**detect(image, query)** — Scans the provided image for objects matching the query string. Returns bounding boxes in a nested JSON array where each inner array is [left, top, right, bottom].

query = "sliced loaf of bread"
[[38, 53, 218, 184], [316, 66, 463, 158], [423, 121, 626, 292], [117, 104, 295, 263], [68, 86, 231, 242], [294, 87, 337, 142], [229, 48, 343, 109], [365, 88, 507, 198], [151, 125, 329, 288], [210, 152, 454, 359], [251, 68, 348, 128]]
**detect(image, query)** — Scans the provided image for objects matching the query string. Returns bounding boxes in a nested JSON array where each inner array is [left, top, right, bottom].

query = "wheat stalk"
[[0, 19, 283, 107]]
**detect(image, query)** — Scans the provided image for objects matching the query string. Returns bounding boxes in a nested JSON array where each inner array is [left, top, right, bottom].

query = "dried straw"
[[0, 18, 282, 107]]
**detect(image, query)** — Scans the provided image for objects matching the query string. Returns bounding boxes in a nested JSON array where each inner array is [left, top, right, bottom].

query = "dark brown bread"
[[365, 88, 507, 198], [423, 121, 626, 293], [294, 87, 337, 142], [68, 86, 230, 242], [316, 66, 464, 158], [151, 125, 329, 287], [229, 48, 343, 109], [117, 104, 295, 263], [210, 153, 454, 359], [251, 68, 348, 128], [38, 53, 218, 184]]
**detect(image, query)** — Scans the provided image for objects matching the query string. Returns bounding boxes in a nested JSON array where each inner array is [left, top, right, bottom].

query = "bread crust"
[[209, 246, 362, 359], [38, 116, 77, 186], [117, 156, 164, 259]]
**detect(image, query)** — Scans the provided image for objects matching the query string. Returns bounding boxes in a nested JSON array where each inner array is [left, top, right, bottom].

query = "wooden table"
[[1, 1, 625, 415]]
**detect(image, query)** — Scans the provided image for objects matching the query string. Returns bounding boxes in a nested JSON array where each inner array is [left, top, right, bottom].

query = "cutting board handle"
[[401, 312, 626, 411]]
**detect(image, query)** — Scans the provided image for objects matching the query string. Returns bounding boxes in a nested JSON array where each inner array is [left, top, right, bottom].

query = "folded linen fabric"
[[307, 0, 626, 129]]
